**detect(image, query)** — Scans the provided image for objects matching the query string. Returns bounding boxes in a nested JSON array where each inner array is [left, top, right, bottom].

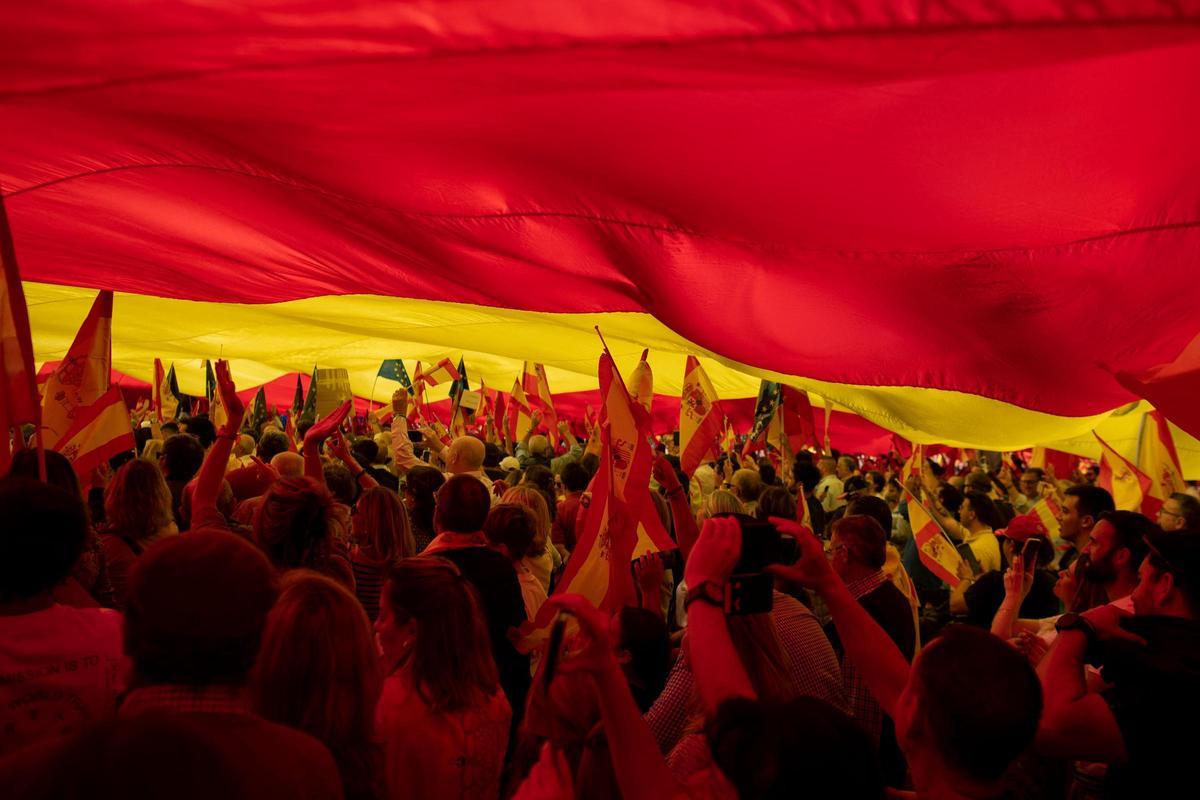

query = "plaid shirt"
[[841, 570, 890, 746], [646, 591, 846, 756], [119, 684, 249, 717]]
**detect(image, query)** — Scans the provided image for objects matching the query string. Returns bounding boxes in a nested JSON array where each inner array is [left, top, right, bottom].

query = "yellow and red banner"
[[54, 386, 135, 477], [679, 355, 724, 476], [1095, 433, 1153, 513], [906, 489, 963, 587], [41, 290, 112, 448], [1137, 410, 1187, 517]]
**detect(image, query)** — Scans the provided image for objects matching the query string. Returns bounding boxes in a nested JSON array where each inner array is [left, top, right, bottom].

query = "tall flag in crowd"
[[1095, 433, 1153, 512], [377, 358, 413, 390], [679, 356, 724, 476], [54, 385, 135, 477], [416, 357, 460, 387], [1136, 410, 1186, 517], [766, 385, 818, 458], [516, 348, 676, 653], [245, 386, 268, 434], [153, 358, 182, 421], [204, 359, 228, 429], [905, 488, 964, 587], [507, 376, 534, 443], [40, 290, 112, 448], [299, 365, 318, 425], [0, 192, 42, 474], [522, 361, 558, 444]]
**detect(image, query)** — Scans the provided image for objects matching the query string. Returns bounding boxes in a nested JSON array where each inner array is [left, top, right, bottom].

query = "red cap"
[[998, 513, 1047, 542]]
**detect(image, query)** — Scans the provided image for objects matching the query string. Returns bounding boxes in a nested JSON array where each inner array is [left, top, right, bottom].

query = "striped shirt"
[[349, 551, 389, 622]]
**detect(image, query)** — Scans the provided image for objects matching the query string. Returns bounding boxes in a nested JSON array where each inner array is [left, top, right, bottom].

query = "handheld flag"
[[377, 359, 413, 390], [516, 350, 675, 654], [900, 443, 925, 486], [523, 361, 559, 445], [1095, 433, 1152, 512], [0, 193, 42, 475], [290, 372, 305, 417], [679, 356, 724, 476], [54, 386, 135, 477], [766, 385, 818, 458], [906, 488, 964, 587], [507, 377, 534, 442], [205, 360, 229, 429], [448, 357, 468, 398], [245, 386, 268, 434], [299, 365, 318, 425], [1137, 410, 1187, 517], [417, 357, 460, 386], [41, 290, 112, 447], [1028, 495, 1063, 539]]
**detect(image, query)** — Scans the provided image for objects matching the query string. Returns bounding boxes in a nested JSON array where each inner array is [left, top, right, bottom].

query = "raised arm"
[[653, 454, 698, 559], [302, 399, 352, 484], [768, 517, 909, 715], [990, 553, 1035, 640], [328, 432, 378, 490], [191, 359, 245, 525]]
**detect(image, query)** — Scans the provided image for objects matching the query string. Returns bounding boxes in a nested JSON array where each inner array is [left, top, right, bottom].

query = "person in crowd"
[[925, 479, 1005, 574], [792, 459, 827, 536], [441, 435, 495, 492], [253, 571, 383, 800], [1038, 530, 1200, 797], [99, 459, 179, 610], [613, 606, 672, 713], [957, 513, 1058, 624], [424, 475, 531, 720], [754, 485, 796, 522], [0, 478, 125, 758], [484, 503, 548, 622], [1156, 491, 1200, 532], [375, 557, 512, 800], [180, 415, 217, 449], [350, 437, 400, 491], [159, 432, 204, 526], [1058, 485, 1116, 571], [348, 486, 416, 621], [118, 529, 343, 796], [836, 455, 859, 483], [257, 429, 292, 463], [727, 468, 762, 516], [697, 489, 744, 524], [517, 413, 583, 474], [501, 484, 562, 591], [403, 465, 445, 553], [272, 450, 306, 478], [815, 455, 846, 513], [254, 476, 355, 588], [825, 514, 918, 785], [552, 460, 589, 552], [1078, 511, 1152, 606], [522, 463, 559, 519]]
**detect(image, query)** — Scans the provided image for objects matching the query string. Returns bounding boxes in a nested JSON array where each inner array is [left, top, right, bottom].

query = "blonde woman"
[[98, 459, 178, 609], [500, 485, 562, 591], [348, 487, 416, 621]]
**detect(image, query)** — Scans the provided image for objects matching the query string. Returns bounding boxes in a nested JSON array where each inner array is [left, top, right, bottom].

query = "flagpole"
[[370, 374, 379, 418], [902, 486, 959, 549]]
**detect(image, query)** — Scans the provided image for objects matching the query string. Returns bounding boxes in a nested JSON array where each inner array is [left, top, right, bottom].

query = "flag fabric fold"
[[1137, 410, 1187, 517], [54, 385, 135, 477], [679, 356, 724, 476], [906, 489, 963, 587], [0, 194, 41, 472], [40, 290, 112, 447], [1095, 433, 1153, 512], [377, 358, 413, 390]]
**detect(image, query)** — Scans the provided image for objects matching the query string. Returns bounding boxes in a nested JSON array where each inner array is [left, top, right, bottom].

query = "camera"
[[719, 514, 798, 615]]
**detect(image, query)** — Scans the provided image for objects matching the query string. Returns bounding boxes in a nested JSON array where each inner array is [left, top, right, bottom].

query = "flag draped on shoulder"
[[377, 358, 413, 390], [679, 356, 724, 476], [1095, 433, 1152, 512], [516, 350, 675, 653], [0, 194, 41, 472], [41, 290, 112, 447], [1137, 410, 1186, 517], [906, 488, 964, 587], [54, 385, 135, 477]]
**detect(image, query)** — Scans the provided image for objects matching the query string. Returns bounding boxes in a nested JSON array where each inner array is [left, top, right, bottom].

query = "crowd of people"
[[2, 360, 1198, 799]]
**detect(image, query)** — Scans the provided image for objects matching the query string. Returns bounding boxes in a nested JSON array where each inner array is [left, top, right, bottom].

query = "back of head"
[[8, 448, 81, 499], [384, 557, 498, 711], [357, 486, 415, 563], [846, 495, 893, 541], [434, 474, 492, 533], [579, 452, 600, 478], [615, 606, 671, 710], [792, 461, 821, 494], [350, 437, 379, 468], [483, 503, 537, 559], [1170, 492, 1200, 531], [731, 469, 762, 502], [446, 436, 486, 472], [560, 460, 589, 493], [963, 491, 1004, 530], [911, 625, 1041, 783], [162, 432, 205, 480], [405, 465, 446, 505], [254, 476, 336, 572], [322, 461, 356, 506], [252, 571, 380, 793], [528, 434, 551, 458], [964, 471, 993, 495], [270, 451, 305, 479], [0, 477, 88, 604], [234, 434, 255, 458], [755, 459, 777, 487], [833, 514, 889, 570], [483, 442, 504, 468], [754, 486, 796, 522], [522, 463, 555, 494], [104, 458, 175, 541], [182, 415, 217, 449], [127, 531, 279, 686], [1098, 510, 1153, 570], [705, 489, 745, 517], [1065, 484, 1116, 521], [257, 430, 291, 462], [501, 484, 552, 543], [709, 696, 883, 799]]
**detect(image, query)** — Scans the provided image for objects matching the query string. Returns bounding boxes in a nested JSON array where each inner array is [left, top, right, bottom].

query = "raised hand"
[[543, 594, 617, 675], [633, 553, 665, 597], [765, 516, 837, 593], [213, 359, 245, 433], [391, 387, 409, 417], [303, 399, 352, 449], [1002, 553, 1035, 603], [652, 453, 681, 492], [328, 431, 354, 464], [684, 516, 741, 588]]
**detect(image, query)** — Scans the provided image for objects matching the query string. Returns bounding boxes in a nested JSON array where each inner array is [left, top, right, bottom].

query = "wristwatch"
[[684, 580, 726, 612], [1054, 612, 1097, 640]]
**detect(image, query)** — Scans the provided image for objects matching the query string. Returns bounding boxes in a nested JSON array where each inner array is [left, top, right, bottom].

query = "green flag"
[[299, 365, 318, 425]]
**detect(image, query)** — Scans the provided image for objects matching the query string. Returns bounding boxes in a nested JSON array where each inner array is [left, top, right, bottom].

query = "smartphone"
[[672, 430, 680, 446], [541, 614, 569, 688]]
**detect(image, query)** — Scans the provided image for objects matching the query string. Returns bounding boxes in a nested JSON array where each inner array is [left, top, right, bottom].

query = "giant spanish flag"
[[6, 2, 1200, 449]]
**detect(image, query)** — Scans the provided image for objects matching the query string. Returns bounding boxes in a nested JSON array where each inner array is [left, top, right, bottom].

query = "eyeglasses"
[[1158, 507, 1183, 519]]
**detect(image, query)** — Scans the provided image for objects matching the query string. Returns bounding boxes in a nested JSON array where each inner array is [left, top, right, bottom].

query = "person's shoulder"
[[20, 603, 124, 642]]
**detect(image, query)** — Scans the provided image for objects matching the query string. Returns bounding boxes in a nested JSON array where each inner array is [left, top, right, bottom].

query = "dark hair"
[[1064, 485, 1116, 523], [323, 462, 357, 506], [792, 461, 821, 494], [708, 696, 883, 799], [579, 452, 600, 478], [483, 442, 504, 468], [522, 464, 555, 495], [864, 470, 886, 494], [1169, 492, 1200, 531], [403, 466, 445, 535], [756, 459, 778, 487], [0, 478, 89, 602], [963, 491, 1004, 530], [254, 477, 338, 575], [914, 625, 1041, 782], [938, 484, 963, 516], [483, 503, 537, 559], [964, 472, 993, 495], [8, 448, 82, 499], [615, 606, 671, 712], [351, 437, 380, 467], [257, 430, 291, 462], [296, 419, 314, 441], [162, 433, 205, 480], [560, 461, 589, 493], [434, 475, 491, 533], [160, 421, 180, 436], [754, 486, 797, 522], [846, 496, 893, 544], [126, 531, 279, 685], [182, 416, 217, 448], [1097, 510, 1153, 571], [832, 515, 888, 570]]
